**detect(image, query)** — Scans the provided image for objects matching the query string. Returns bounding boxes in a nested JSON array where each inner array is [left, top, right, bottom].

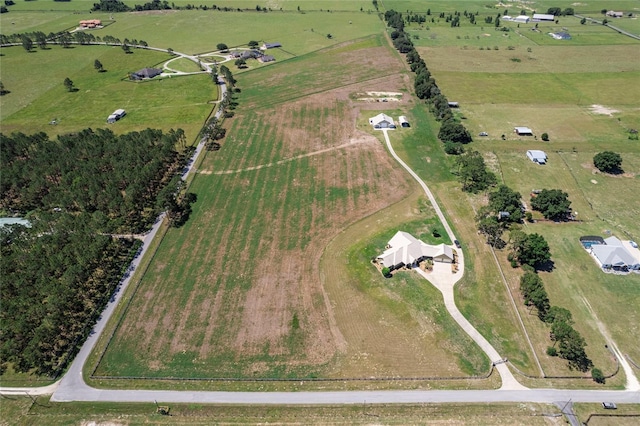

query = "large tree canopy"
[[456, 150, 497, 193], [438, 119, 472, 144], [489, 185, 523, 223], [512, 232, 551, 267], [593, 151, 622, 174], [530, 189, 571, 221]]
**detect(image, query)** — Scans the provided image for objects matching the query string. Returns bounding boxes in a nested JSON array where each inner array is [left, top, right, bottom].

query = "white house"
[[533, 13, 555, 21], [377, 231, 454, 269], [527, 150, 547, 164], [369, 113, 395, 129], [590, 236, 640, 271], [514, 126, 533, 135], [514, 15, 530, 24]]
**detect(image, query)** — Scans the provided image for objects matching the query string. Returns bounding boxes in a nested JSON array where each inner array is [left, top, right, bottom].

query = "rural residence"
[[526, 150, 547, 164], [259, 55, 275, 63], [369, 113, 395, 129], [377, 231, 454, 270], [131, 68, 162, 80], [582, 236, 640, 273], [79, 20, 102, 28], [514, 126, 533, 136], [549, 32, 571, 40], [606, 11, 624, 18]]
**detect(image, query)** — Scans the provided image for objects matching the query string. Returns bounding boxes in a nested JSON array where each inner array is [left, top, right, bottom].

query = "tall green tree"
[[489, 185, 523, 223], [63, 77, 75, 92], [512, 232, 551, 268], [593, 151, 622, 173], [456, 150, 497, 193], [21, 35, 33, 52], [530, 189, 571, 221], [94, 59, 104, 72]]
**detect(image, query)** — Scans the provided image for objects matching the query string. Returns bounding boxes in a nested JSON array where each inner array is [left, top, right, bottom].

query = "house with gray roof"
[[131, 67, 162, 80], [377, 231, 454, 270], [589, 236, 640, 272]]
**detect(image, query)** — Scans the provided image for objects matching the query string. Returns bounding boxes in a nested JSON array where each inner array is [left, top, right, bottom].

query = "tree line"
[[471, 183, 597, 375], [384, 10, 473, 155], [0, 30, 148, 51]]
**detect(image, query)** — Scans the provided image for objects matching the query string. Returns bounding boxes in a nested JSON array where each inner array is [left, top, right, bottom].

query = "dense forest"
[[0, 128, 193, 376], [1, 128, 192, 233]]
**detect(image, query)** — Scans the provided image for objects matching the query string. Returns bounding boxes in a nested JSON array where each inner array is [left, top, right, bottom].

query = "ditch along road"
[[3, 124, 640, 406]]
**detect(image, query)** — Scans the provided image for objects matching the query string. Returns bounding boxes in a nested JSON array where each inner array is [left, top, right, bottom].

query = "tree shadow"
[[0, 90, 10, 96], [606, 167, 625, 175], [70, 87, 80, 93], [536, 259, 555, 272], [99, 69, 107, 73]]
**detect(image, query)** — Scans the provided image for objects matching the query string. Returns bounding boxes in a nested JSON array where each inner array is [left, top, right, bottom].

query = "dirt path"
[[209, 137, 374, 175]]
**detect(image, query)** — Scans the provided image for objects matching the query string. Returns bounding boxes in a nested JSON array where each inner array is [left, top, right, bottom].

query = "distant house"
[[549, 31, 571, 40], [369, 113, 395, 129], [107, 109, 126, 124], [588, 236, 640, 271], [502, 16, 513, 21], [259, 55, 275, 63], [606, 11, 624, 18], [377, 231, 454, 270], [533, 13, 555, 21], [514, 126, 533, 136], [262, 42, 282, 49], [131, 68, 162, 80], [79, 19, 102, 28], [526, 150, 547, 164], [398, 116, 410, 128], [514, 15, 530, 24]]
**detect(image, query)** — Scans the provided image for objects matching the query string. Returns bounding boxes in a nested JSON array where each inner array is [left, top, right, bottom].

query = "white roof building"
[[527, 150, 547, 164], [377, 231, 454, 268], [514, 126, 533, 135], [533, 13, 555, 21], [590, 236, 640, 270], [369, 113, 394, 128], [514, 15, 530, 23]]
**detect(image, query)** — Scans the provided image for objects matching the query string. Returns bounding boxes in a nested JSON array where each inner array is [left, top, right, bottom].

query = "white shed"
[[514, 126, 533, 135], [514, 15, 530, 23], [533, 13, 555, 21], [527, 150, 547, 164], [398, 116, 410, 127]]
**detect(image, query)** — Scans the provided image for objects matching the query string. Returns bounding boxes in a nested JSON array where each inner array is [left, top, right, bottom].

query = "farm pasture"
[[0, 45, 215, 143], [94, 37, 490, 380]]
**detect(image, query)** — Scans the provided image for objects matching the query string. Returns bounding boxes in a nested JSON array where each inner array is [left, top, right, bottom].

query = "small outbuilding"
[[262, 42, 282, 49], [526, 150, 547, 164], [398, 116, 410, 128], [550, 31, 571, 40], [369, 113, 395, 129], [259, 55, 275, 63], [448, 102, 459, 108], [606, 11, 624, 18], [514, 15, 530, 24], [514, 126, 533, 136], [533, 13, 555, 21]]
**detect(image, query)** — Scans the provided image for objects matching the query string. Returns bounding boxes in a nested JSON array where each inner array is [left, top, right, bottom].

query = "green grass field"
[[0, 45, 215, 143]]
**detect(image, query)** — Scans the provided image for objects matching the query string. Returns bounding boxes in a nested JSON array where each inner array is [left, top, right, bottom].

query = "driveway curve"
[[379, 129, 525, 391]]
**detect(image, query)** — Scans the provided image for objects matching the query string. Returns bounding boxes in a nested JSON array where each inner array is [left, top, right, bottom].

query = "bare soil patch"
[[589, 104, 620, 116]]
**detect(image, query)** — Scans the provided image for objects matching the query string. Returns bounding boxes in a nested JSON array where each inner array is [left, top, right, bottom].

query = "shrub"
[[541, 132, 549, 141], [381, 267, 391, 277], [546, 346, 558, 356], [591, 368, 605, 384]]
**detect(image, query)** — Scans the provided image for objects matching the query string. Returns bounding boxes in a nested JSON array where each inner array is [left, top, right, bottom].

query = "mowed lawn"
[[94, 37, 489, 379], [0, 45, 215, 143]]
